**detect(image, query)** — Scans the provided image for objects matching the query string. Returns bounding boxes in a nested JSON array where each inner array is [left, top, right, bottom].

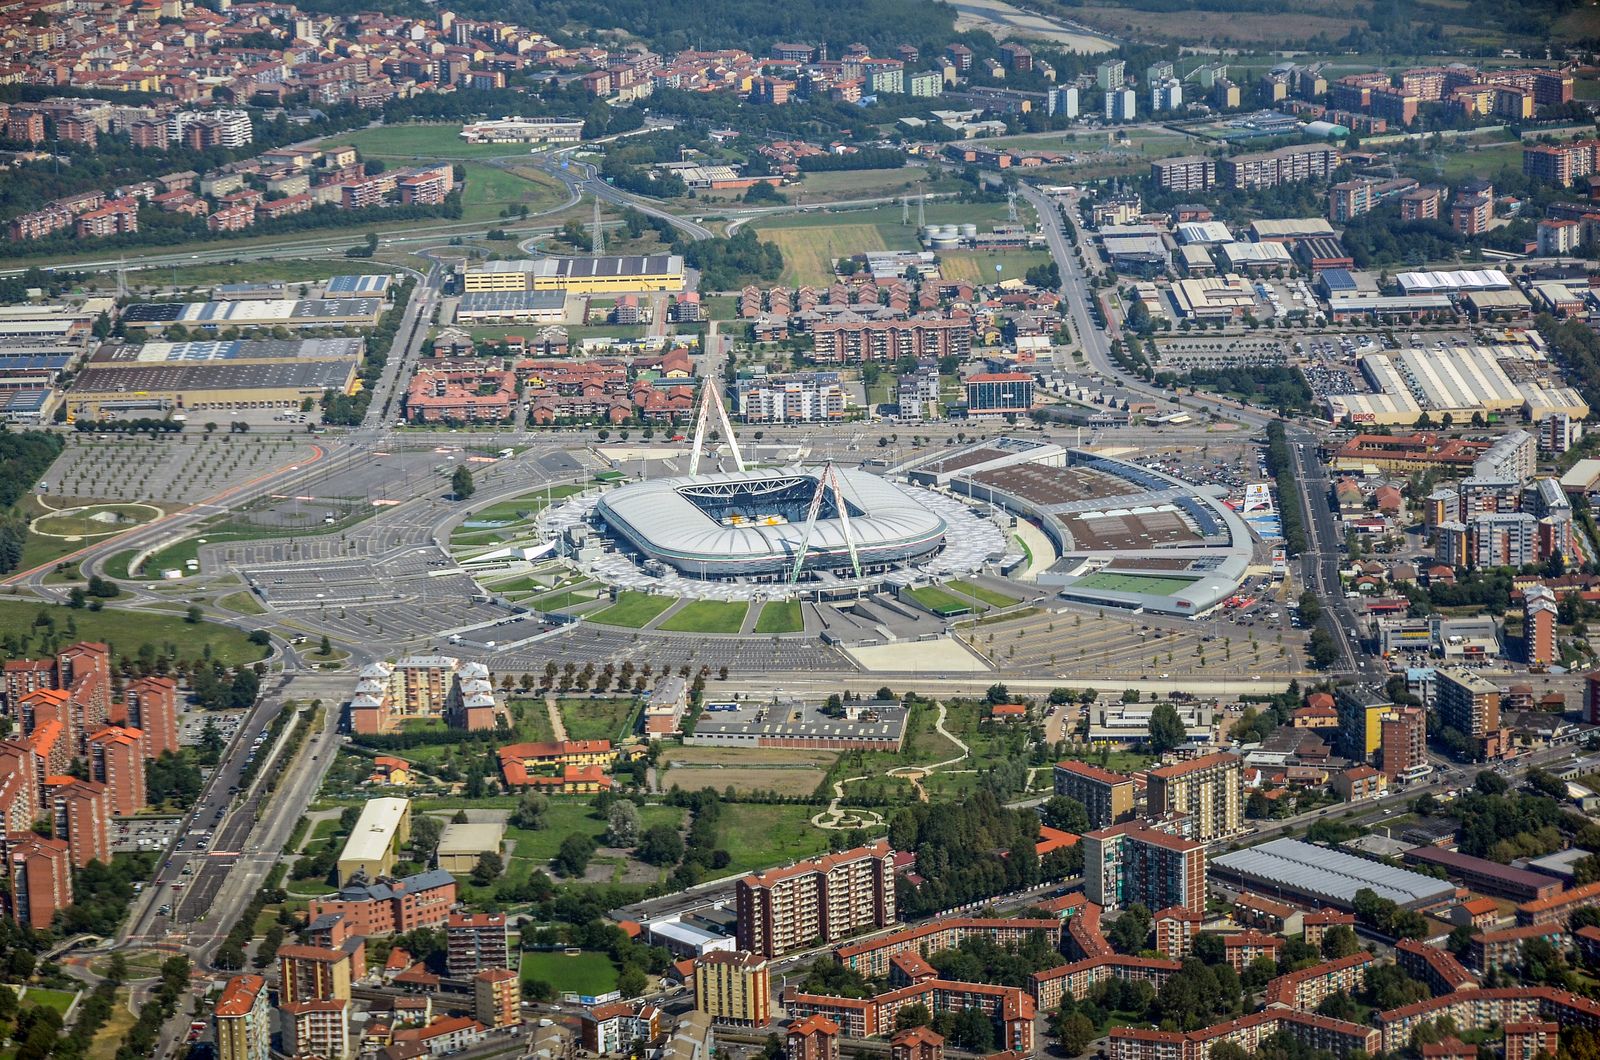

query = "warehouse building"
[[1212, 837, 1455, 911], [336, 797, 411, 885], [461, 255, 686, 294], [68, 339, 360, 419], [454, 291, 567, 325], [120, 298, 385, 331], [323, 274, 394, 297]]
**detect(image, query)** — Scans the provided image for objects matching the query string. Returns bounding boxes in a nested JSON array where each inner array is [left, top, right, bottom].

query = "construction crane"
[[788, 462, 861, 584]]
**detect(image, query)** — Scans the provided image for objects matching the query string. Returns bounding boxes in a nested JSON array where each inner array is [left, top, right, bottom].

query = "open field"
[[18, 987, 77, 1014], [587, 591, 676, 628], [909, 585, 977, 616], [664, 745, 840, 768], [659, 600, 749, 634], [459, 162, 567, 224], [949, 579, 1021, 608], [712, 803, 834, 874], [86, 989, 137, 1060], [0, 601, 267, 667], [337, 123, 532, 160], [519, 950, 619, 995], [762, 223, 890, 286], [506, 802, 685, 866], [1067, 2, 1365, 46], [1417, 142, 1528, 182], [753, 600, 804, 634], [664, 764, 828, 797], [937, 249, 1051, 285], [793, 167, 935, 200], [557, 697, 640, 743]]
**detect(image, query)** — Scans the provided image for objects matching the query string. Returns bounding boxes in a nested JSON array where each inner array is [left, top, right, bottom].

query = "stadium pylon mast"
[[788, 462, 861, 585], [687, 377, 744, 477]]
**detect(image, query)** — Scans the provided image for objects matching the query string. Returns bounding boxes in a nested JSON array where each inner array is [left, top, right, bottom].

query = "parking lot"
[[115, 816, 181, 854]]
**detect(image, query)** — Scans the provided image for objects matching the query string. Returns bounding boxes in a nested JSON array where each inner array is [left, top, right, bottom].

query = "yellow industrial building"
[[336, 797, 412, 884], [462, 254, 685, 294]]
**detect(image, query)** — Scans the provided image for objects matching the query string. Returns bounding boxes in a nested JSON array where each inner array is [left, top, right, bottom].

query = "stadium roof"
[[1212, 837, 1455, 909], [595, 466, 946, 575]]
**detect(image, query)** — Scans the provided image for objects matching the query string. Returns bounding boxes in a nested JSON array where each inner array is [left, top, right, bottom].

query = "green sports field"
[[1073, 572, 1199, 596]]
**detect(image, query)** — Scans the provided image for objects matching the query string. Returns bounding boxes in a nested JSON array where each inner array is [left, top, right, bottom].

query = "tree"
[[617, 964, 649, 998], [451, 464, 475, 500], [318, 634, 332, 657], [410, 814, 443, 860], [1475, 771, 1509, 796], [511, 793, 549, 830], [896, 1004, 932, 1030], [637, 824, 685, 866], [1321, 924, 1361, 959], [1147, 703, 1186, 753], [606, 800, 642, 847], [185, 605, 203, 624], [1059, 1012, 1095, 1056], [554, 832, 596, 877], [1108, 903, 1152, 954], [471, 851, 504, 885], [1041, 796, 1090, 834]]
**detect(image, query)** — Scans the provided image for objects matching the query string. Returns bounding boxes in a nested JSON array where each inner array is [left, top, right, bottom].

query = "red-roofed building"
[[1154, 906, 1202, 958], [1053, 760, 1136, 830], [1222, 930, 1285, 972], [737, 841, 896, 957], [787, 1015, 841, 1060]]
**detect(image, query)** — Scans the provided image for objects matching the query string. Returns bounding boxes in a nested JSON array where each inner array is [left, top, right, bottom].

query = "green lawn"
[[519, 950, 619, 996], [218, 591, 266, 615], [659, 600, 748, 634], [937, 249, 1052, 285], [505, 697, 558, 744], [459, 161, 567, 224], [712, 803, 833, 875], [557, 697, 640, 743], [0, 601, 267, 667], [753, 600, 804, 634], [908, 585, 976, 616], [587, 591, 676, 628], [506, 802, 685, 865], [949, 580, 1021, 609], [18, 987, 77, 1015], [336, 123, 534, 160], [1073, 571, 1198, 596]]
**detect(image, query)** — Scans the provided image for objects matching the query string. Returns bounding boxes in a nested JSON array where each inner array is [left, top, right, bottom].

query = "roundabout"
[[30, 502, 164, 543]]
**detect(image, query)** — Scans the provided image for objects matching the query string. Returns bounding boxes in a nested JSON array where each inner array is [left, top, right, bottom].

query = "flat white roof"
[[339, 797, 410, 864]]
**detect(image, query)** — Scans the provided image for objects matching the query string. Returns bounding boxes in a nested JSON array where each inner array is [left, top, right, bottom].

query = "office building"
[[1380, 707, 1427, 784], [86, 726, 145, 816], [1434, 667, 1501, 757], [447, 912, 511, 975], [474, 968, 522, 1029], [735, 841, 896, 957], [694, 950, 772, 1026], [1146, 752, 1243, 842], [215, 974, 270, 1060], [1084, 822, 1206, 914], [1053, 760, 1135, 830], [965, 373, 1033, 415], [5, 833, 72, 929]]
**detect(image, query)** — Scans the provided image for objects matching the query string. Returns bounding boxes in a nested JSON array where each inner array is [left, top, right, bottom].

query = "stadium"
[[594, 466, 949, 581]]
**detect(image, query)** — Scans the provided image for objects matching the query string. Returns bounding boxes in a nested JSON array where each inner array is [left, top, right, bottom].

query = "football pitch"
[[1073, 572, 1199, 596]]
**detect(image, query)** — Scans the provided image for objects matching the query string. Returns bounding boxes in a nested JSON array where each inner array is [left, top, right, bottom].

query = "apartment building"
[[787, 1015, 841, 1060], [215, 974, 271, 1060], [1052, 760, 1136, 830], [694, 950, 771, 1026], [1084, 822, 1206, 914], [1434, 667, 1502, 757], [306, 868, 458, 935], [739, 374, 847, 423], [809, 319, 971, 364], [124, 675, 179, 759], [1379, 707, 1427, 783], [447, 912, 511, 975], [474, 968, 522, 1029], [5, 833, 72, 929], [86, 726, 145, 816], [277, 943, 356, 1004], [1151, 156, 1216, 193], [1263, 953, 1374, 1009], [279, 1000, 350, 1060], [1328, 180, 1374, 223], [1218, 144, 1339, 191], [47, 777, 112, 868], [735, 841, 896, 957], [1147, 752, 1244, 842]]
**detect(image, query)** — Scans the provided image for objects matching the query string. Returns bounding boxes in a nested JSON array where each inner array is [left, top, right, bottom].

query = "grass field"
[[32, 503, 160, 540], [587, 591, 676, 628], [506, 802, 685, 865], [794, 167, 934, 201], [0, 601, 267, 667], [18, 987, 77, 1014], [336, 123, 530, 160], [218, 591, 267, 615], [762, 223, 890, 285], [937, 250, 1051, 285], [753, 202, 1014, 286], [1073, 572, 1199, 596], [1419, 141, 1527, 182], [86, 989, 137, 1060], [908, 585, 977, 616], [659, 600, 748, 634], [665, 766, 826, 797], [557, 697, 640, 742], [753, 600, 804, 634], [459, 161, 566, 223], [519, 950, 619, 995], [949, 580, 1021, 608], [712, 803, 833, 875]]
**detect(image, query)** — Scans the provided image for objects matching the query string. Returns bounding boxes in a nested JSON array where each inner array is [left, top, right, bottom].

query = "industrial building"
[[335, 797, 412, 885], [460, 255, 686, 294], [67, 338, 361, 419], [1211, 837, 1455, 910], [454, 290, 567, 325], [120, 298, 385, 331]]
